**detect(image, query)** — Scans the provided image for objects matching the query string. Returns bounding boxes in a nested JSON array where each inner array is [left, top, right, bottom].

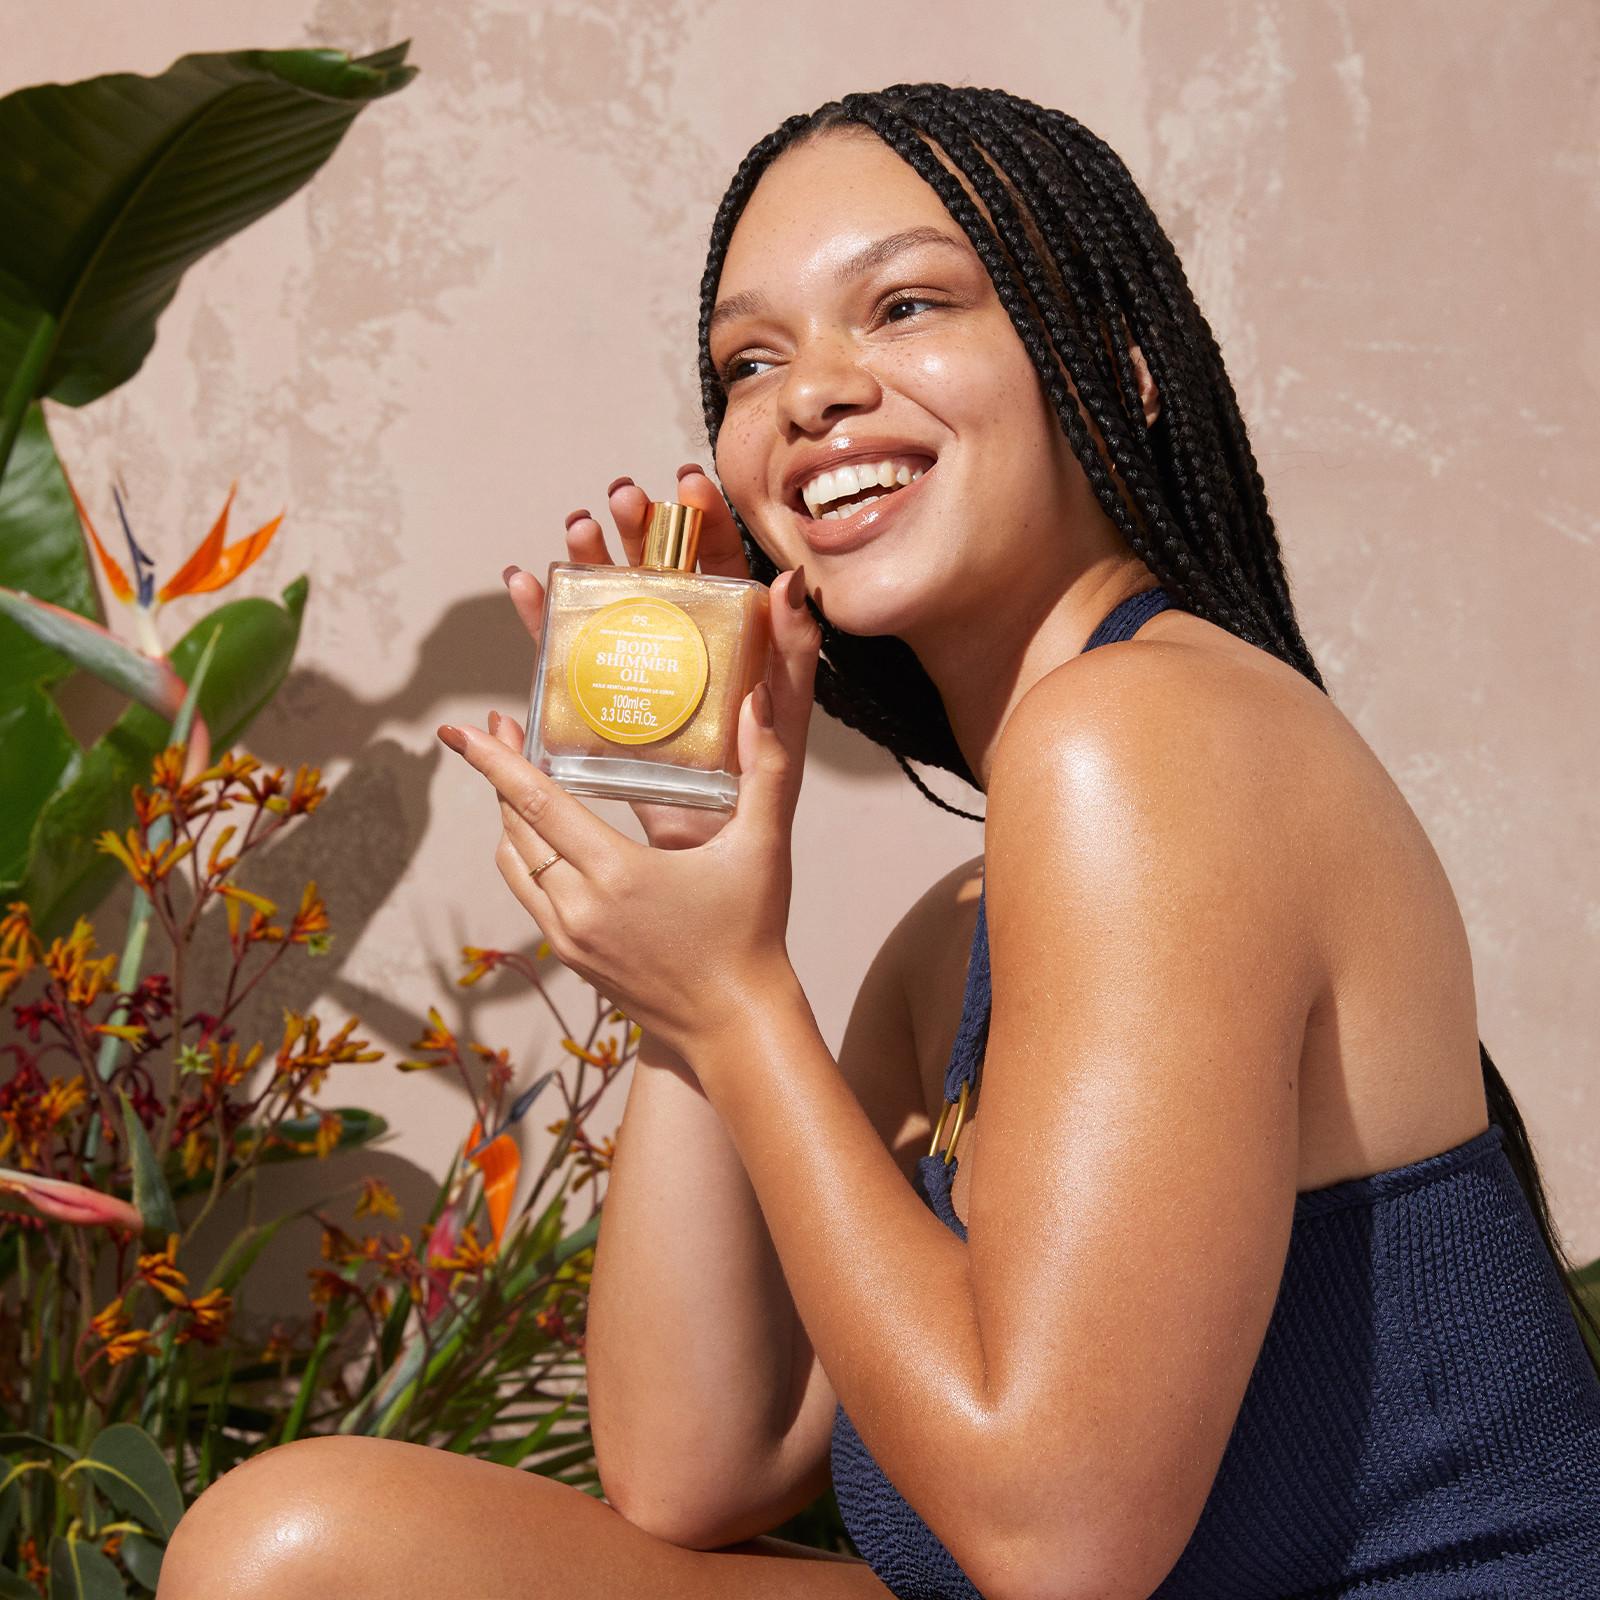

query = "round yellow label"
[[567, 597, 710, 745]]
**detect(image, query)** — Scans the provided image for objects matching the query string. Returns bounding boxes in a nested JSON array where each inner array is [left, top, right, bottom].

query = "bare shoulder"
[[991, 624, 1340, 857]]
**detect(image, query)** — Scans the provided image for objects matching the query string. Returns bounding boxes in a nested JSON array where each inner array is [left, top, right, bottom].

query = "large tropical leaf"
[[0, 402, 98, 682], [0, 403, 96, 880], [0, 42, 417, 478], [5, 575, 308, 939]]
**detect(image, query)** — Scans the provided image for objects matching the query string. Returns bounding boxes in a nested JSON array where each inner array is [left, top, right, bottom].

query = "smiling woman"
[[156, 82, 1600, 1600]]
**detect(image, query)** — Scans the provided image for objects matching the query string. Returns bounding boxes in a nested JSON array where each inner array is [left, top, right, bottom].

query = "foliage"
[[0, 738, 633, 1596], [0, 41, 415, 941]]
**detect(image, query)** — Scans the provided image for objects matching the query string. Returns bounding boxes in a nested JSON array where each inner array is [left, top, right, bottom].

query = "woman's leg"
[[155, 1436, 893, 1600]]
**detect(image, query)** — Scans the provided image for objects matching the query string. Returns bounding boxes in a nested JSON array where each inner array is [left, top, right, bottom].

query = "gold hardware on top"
[[927, 1079, 971, 1166]]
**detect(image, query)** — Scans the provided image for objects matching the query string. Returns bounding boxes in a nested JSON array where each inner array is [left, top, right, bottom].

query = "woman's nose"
[[775, 334, 882, 433]]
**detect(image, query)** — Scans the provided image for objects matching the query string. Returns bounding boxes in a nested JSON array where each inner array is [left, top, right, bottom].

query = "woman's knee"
[[157, 1436, 374, 1600]]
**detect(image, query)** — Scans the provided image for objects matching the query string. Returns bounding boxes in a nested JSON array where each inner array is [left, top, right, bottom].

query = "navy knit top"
[[830, 586, 1600, 1597]]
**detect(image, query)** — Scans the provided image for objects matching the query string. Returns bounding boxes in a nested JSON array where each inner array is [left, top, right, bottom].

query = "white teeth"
[[800, 457, 931, 514]]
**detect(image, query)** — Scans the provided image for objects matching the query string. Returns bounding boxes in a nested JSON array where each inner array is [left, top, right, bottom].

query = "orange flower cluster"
[[0, 1072, 86, 1169], [272, 1010, 382, 1095], [87, 1236, 234, 1366]]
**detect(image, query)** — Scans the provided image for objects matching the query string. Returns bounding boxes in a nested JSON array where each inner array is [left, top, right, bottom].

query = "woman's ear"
[[1128, 340, 1161, 429]]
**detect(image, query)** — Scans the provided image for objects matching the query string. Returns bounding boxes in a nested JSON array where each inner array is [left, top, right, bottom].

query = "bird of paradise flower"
[[0, 469, 284, 782], [70, 474, 285, 658]]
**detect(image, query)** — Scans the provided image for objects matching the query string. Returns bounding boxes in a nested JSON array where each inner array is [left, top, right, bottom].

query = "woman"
[[158, 84, 1600, 1600]]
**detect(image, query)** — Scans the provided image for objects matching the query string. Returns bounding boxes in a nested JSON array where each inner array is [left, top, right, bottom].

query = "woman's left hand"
[[437, 565, 820, 1062]]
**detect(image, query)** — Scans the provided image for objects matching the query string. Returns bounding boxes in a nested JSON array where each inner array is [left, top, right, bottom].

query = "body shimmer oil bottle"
[[522, 500, 772, 810]]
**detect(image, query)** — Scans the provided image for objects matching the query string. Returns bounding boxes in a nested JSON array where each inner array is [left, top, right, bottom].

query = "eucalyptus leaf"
[[46, 1534, 125, 1600], [115, 1534, 163, 1593], [69, 1424, 184, 1542], [0, 1568, 39, 1600], [0, 1432, 78, 1462]]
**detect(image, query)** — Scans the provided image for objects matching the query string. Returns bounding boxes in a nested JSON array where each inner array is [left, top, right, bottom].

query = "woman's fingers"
[[675, 464, 751, 579], [765, 566, 821, 760], [503, 565, 547, 642], [439, 721, 630, 878], [608, 478, 652, 566]]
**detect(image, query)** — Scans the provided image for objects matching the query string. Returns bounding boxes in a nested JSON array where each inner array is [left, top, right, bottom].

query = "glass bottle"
[[522, 500, 772, 810]]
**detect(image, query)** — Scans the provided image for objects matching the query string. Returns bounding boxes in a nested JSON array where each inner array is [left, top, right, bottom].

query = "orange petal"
[[62, 467, 134, 605], [466, 1121, 520, 1247], [183, 512, 285, 596], [157, 483, 234, 603]]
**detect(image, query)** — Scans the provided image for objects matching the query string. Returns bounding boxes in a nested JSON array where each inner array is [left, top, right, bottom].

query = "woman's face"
[[708, 127, 1122, 648]]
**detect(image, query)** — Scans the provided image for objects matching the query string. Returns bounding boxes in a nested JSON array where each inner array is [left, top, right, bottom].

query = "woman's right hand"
[[500, 463, 753, 852]]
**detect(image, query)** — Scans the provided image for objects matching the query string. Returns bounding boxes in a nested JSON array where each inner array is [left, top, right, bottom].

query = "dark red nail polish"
[[785, 566, 807, 609], [564, 508, 591, 530], [606, 475, 634, 495], [676, 462, 701, 480], [502, 563, 520, 584], [437, 724, 468, 754]]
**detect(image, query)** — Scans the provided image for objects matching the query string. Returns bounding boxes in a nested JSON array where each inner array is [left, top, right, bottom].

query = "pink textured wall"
[[14, 1, 1597, 1275]]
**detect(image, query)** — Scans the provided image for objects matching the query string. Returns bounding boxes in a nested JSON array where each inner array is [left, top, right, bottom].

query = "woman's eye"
[[717, 297, 942, 387], [880, 294, 938, 322], [720, 354, 770, 386]]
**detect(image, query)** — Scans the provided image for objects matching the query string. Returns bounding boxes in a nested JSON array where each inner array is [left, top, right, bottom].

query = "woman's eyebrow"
[[708, 226, 970, 337]]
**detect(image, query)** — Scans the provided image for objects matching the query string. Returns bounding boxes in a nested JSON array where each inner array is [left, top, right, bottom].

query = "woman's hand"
[[502, 462, 756, 851], [449, 555, 821, 1066]]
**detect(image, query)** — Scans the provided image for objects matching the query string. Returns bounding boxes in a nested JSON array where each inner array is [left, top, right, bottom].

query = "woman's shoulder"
[[993, 609, 1350, 830]]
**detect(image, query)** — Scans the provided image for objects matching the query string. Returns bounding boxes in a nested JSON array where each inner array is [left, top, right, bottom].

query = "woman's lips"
[[789, 463, 935, 555]]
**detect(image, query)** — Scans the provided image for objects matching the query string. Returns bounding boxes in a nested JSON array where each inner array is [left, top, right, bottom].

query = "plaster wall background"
[[10, 1, 1598, 1276]]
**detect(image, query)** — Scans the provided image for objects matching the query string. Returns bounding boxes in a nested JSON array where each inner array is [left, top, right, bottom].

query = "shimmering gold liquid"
[[536, 565, 769, 776]]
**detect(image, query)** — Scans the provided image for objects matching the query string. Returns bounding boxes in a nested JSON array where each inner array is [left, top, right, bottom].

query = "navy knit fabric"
[[830, 587, 1600, 1597]]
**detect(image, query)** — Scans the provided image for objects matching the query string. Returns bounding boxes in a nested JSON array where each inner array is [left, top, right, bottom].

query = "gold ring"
[[529, 850, 563, 880]]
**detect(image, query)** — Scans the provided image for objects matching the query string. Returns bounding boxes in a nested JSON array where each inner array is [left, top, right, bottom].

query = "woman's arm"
[[686, 648, 1322, 1600], [584, 891, 935, 1549]]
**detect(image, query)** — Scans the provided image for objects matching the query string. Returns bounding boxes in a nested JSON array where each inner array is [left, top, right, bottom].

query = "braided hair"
[[691, 83, 1600, 1376]]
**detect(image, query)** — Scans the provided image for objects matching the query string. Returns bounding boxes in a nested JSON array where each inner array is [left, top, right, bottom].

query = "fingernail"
[[488, 709, 502, 734], [676, 462, 702, 481], [785, 566, 807, 609], [502, 563, 521, 584], [752, 682, 774, 728], [437, 724, 468, 754], [564, 508, 591, 530], [606, 475, 634, 496]]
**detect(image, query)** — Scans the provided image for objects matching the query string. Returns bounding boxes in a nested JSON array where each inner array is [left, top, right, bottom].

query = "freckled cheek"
[[714, 419, 803, 563]]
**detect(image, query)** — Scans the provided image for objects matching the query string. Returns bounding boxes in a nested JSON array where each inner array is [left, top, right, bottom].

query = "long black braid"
[[691, 83, 1599, 1373]]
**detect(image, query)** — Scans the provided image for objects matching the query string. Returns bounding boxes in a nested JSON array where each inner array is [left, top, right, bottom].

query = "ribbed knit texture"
[[830, 587, 1600, 1598]]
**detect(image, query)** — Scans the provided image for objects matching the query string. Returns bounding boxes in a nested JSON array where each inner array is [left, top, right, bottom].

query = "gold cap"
[[641, 501, 702, 571]]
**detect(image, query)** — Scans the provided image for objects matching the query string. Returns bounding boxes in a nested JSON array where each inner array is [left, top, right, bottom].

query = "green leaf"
[[0, 403, 99, 682], [0, 1431, 78, 1462], [0, 44, 418, 478], [248, 1106, 389, 1166], [0, 680, 79, 886], [118, 1092, 177, 1241], [47, 1534, 126, 1600], [4, 574, 308, 939], [553, 1212, 598, 1267], [202, 1197, 321, 1294], [0, 1569, 40, 1600], [67, 1424, 184, 1542], [116, 1533, 163, 1593]]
